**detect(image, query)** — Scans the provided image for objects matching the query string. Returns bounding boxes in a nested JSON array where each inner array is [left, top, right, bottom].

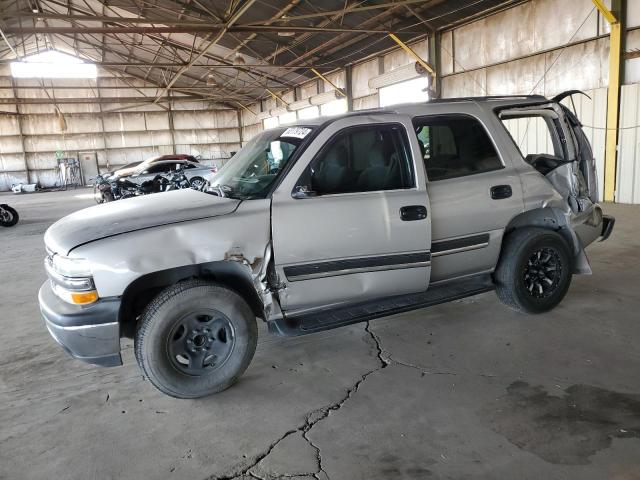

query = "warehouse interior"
[[2, 0, 640, 479]]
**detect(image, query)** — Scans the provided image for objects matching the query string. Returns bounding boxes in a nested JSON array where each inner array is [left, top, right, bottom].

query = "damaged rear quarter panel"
[[72, 199, 272, 298]]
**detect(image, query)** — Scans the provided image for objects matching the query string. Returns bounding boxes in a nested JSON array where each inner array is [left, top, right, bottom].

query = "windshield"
[[210, 126, 312, 199]]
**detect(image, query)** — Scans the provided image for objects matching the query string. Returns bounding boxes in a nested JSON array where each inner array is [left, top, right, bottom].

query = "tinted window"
[[305, 124, 414, 195], [146, 163, 174, 174], [414, 115, 502, 181]]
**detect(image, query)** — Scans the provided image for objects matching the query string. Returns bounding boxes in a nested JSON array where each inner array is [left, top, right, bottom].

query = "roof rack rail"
[[427, 94, 547, 104]]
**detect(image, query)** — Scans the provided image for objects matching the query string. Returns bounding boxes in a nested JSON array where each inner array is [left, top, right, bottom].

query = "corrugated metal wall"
[[4, 0, 640, 201], [617, 84, 640, 203], [0, 67, 241, 191]]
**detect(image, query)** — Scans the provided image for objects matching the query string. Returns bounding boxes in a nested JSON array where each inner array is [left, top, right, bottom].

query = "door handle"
[[400, 205, 427, 221], [490, 185, 512, 200]]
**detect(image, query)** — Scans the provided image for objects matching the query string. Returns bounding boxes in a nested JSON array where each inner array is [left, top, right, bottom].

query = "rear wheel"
[[0, 206, 19, 227], [134, 280, 257, 398], [494, 228, 572, 314]]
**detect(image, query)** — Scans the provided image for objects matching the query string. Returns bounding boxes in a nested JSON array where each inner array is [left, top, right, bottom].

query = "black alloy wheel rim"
[[523, 247, 562, 298], [167, 309, 235, 376], [191, 178, 205, 189]]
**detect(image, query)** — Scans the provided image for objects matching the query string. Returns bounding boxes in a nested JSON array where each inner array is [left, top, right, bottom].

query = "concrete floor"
[[1, 188, 640, 480]]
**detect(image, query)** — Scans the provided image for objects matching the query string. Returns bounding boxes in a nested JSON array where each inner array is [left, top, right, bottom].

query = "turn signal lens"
[[70, 290, 99, 305]]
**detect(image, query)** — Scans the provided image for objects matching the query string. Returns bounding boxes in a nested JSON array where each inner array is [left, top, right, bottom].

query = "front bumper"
[[38, 281, 122, 367]]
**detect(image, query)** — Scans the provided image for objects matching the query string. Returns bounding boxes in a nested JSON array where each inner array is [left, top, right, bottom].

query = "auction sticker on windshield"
[[281, 127, 312, 139]]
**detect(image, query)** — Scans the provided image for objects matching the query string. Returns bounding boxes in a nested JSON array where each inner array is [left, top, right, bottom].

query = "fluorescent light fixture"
[[369, 62, 423, 90], [11, 50, 97, 79], [269, 107, 288, 117], [310, 90, 341, 106], [287, 98, 312, 111]]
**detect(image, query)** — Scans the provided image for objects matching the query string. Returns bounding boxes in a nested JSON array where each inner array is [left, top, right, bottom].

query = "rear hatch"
[[498, 92, 597, 211]]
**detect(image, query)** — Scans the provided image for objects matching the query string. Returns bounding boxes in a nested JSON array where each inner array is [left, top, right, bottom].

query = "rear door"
[[271, 115, 431, 314], [413, 113, 524, 282]]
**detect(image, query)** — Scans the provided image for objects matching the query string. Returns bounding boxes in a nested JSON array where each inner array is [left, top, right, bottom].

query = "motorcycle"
[[93, 173, 115, 203], [93, 166, 203, 203], [0, 204, 19, 227], [163, 167, 192, 191]]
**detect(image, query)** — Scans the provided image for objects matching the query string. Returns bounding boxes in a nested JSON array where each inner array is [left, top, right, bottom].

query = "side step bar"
[[268, 274, 495, 337]]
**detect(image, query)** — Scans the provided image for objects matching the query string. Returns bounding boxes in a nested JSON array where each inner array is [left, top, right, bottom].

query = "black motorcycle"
[[0, 204, 19, 227], [163, 167, 192, 191], [93, 173, 115, 203]]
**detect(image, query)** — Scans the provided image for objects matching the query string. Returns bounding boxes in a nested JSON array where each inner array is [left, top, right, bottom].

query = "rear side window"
[[303, 124, 415, 196], [500, 115, 563, 159], [414, 115, 503, 181], [147, 163, 173, 174]]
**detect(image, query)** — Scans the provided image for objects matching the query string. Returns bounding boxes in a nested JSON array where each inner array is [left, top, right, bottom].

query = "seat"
[[356, 142, 395, 191], [312, 144, 348, 194]]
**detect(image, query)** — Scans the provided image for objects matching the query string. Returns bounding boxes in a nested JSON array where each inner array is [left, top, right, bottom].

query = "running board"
[[268, 274, 495, 337]]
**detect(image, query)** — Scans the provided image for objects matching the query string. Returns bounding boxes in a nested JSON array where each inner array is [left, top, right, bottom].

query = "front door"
[[271, 115, 431, 314]]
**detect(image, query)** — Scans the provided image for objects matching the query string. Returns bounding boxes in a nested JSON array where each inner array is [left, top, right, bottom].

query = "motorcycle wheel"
[[0, 206, 19, 227], [189, 177, 206, 190], [93, 184, 104, 203]]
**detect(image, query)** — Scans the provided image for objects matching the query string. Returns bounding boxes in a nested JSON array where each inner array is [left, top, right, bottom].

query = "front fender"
[[72, 199, 272, 298]]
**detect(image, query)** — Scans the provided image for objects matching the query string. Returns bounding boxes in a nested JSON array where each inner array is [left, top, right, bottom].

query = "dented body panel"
[[73, 199, 271, 298]]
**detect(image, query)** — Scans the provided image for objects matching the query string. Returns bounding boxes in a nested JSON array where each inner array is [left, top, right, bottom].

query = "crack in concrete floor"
[[208, 322, 390, 480]]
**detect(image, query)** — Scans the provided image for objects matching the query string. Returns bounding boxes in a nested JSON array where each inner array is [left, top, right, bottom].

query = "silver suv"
[[39, 92, 614, 398]]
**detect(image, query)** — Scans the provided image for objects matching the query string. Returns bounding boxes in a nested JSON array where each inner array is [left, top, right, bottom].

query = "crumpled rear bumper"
[[599, 215, 615, 242], [38, 281, 122, 367]]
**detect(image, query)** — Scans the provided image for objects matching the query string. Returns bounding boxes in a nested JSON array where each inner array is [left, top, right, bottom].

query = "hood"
[[45, 189, 240, 255]]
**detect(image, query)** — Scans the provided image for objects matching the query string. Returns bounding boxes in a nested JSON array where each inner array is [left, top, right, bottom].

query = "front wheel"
[[134, 280, 257, 398], [0, 205, 19, 227], [494, 228, 572, 314], [189, 176, 206, 190]]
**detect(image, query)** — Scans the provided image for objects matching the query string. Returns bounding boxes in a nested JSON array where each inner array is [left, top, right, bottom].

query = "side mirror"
[[292, 185, 317, 199]]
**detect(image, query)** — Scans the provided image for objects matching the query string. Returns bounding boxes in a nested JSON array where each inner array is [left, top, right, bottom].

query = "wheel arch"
[[501, 207, 590, 274], [119, 261, 265, 338]]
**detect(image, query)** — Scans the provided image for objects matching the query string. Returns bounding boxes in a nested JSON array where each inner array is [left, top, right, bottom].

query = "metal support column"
[[345, 65, 354, 111], [9, 77, 29, 184], [428, 32, 442, 99], [167, 92, 177, 155], [593, 0, 625, 202], [237, 108, 244, 147]]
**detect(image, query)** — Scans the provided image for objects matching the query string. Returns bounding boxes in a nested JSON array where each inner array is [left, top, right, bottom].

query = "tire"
[[494, 228, 572, 314], [189, 176, 206, 190], [93, 184, 102, 204], [0, 206, 19, 227], [135, 279, 257, 398]]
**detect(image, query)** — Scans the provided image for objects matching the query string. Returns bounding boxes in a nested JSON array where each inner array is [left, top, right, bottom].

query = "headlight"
[[52, 255, 92, 277], [46, 255, 98, 305]]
